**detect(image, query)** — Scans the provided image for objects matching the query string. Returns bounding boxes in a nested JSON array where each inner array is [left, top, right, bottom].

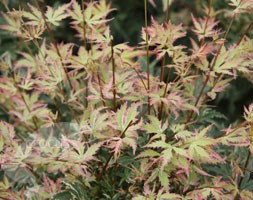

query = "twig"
[[98, 120, 133, 179], [111, 39, 117, 112], [185, 13, 236, 125], [34, 0, 73, 90], [144, 0, 151, 114]]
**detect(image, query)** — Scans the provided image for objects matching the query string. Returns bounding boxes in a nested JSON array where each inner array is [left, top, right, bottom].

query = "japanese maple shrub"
[[0, 0, 253, 199]]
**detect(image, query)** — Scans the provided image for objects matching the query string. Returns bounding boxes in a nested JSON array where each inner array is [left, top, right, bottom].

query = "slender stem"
[[159, 0, 170, 83], [81, 0, 87, 47], [199, 0, 212, 46], [159, 57, 174, 120], [1, 0, 10, 12], [18, 39, 61, 128], [133, 68, 148, 91], [33, 40, 76, 117], [0, 103, 35, 133], [194, 0, 212, 75], [237, 22, 253, 46], [81, 0, 89, 108], [53, 97, 63, 121], [185, 14, 236, 125], [33, 39, 90, 146], [144, 0, 150, 114], [20, 92, 39, 129], [191, 20, 253, 120], [124, 62, 148, 92], [85, 78, 89, 108], [111, 39, 117, 112], [34, 0, 73, 90], [97, 72, 106, 107], [239, 165, 253, 173], [29, 39, 65, 118], [98, 120, 133, 178], [238, 150, 251, 188], [164, 0, 170, 22], [8, 68, 39, 130], [160, 55, 167, 83]]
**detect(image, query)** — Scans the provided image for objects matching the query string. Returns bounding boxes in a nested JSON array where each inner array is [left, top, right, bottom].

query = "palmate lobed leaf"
[[0, 12, 22, 36], [219, 126, 251, 146], [45, 4, 70, 26], [23, 3, 43, 26], [0, 120, 15, 144], [191, 14, 221, 41], [143, 115, 168, 141], [61, 136, 103, 163], [229, 0, 253, 13], [159, 192, 182, 200], [115, 103, 140, 132]]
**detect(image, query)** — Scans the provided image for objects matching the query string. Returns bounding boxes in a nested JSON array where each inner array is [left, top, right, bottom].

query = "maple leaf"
[[83, 108, 109, 139], [184, 126, 224, 163], [186, 187, 223, 200], [9, 92, 55, 127], [22, 23, 45, 41], [0, 121, 15, 145], [170, 124, 192, 140], [145, 140, 189, 170], [85, 1, 113, 27], [0, 12, 23, 37], [45, 4, 69, 26], [219, 126, 250, 146], [191, 14, 221, 41], [136, 149, 160, 159], [159, 192, 182, 200], [17, 68, 34, 91], [15, 52, 37, 71], [142, 17, 186, 59], [143, 115, 168, 141], [0, 77, 17, 98], [107, 103, 142, 154], [115, 103, 139, 132], [190, 38, 213, 60], [229, 0, 253, 14], [23, 3, 43, 26], [213, 45, 250, 75], [42, 174, 61, 195], [82, 142, 103, 162], [244, 103, 253, 123], [93, 0, 114, 19], [69, 0, 113, 27], [60, 137, 103, 163], [149, 83, 183, 113], [208, 78, 233, 100]]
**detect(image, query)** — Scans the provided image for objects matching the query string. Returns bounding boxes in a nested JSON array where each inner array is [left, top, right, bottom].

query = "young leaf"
[[45, 4, 69, 26]]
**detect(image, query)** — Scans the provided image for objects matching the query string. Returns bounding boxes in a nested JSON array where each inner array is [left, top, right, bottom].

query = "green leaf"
[[160, 193, 181, 200], [116, 103, 139, 131], [159, 171, 169, 190], [83, 142, 103, 162], [146, 168, 159, 184], [136, 149, 160, 158], [132, 195, 146, 200], [46, 4, 69, 26], [0, 121, 15, 144], [189, 144, 210, 159], [161, 146, 173, 167], [146, 141, 170, 149]]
